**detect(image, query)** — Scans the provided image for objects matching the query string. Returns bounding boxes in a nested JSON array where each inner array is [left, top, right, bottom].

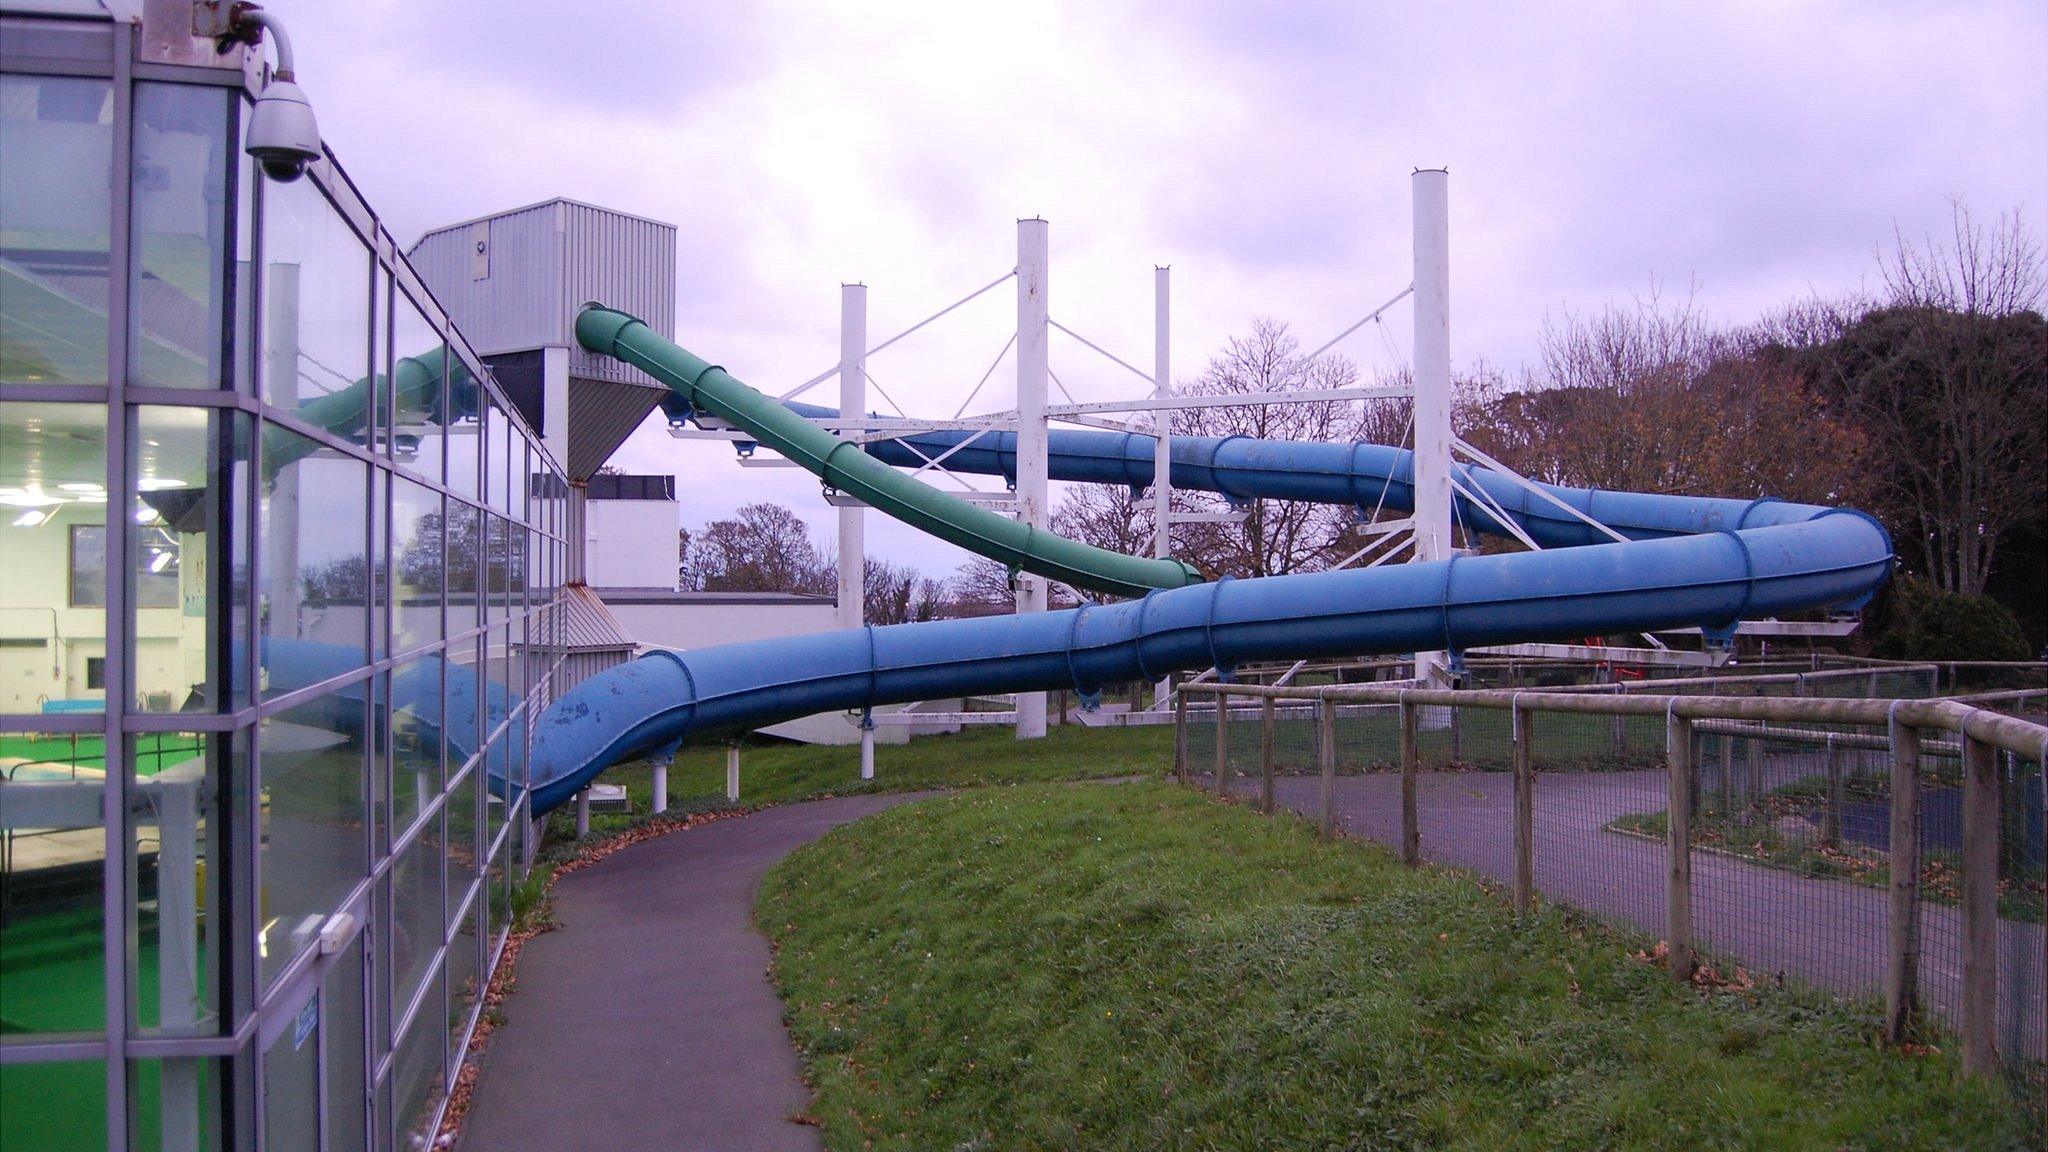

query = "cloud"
[[261, 0, 2048, 576]]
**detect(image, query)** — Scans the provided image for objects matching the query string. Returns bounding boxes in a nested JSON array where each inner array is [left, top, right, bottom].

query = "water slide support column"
[[839, 283, 877, 771], [1015, 219, 1050, 738], [1410, 169, 1454, 687], [1152, 264, 1173, 708]]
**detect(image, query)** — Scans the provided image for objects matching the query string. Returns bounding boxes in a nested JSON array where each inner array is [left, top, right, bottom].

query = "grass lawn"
[[760, 782, 2032, 1150], [541, 721, 1174, 844]]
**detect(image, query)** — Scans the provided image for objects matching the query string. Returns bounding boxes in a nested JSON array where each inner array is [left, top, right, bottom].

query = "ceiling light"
[[0, 493, 63, 508], [11, 510, 50, 527], [59, 482, 104, 493], [136, 508, 160, 524], [149, 551, 174, 573]]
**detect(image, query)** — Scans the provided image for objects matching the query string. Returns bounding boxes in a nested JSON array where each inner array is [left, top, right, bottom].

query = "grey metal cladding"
[[409, 198, 677, 389], [565, 375, 665, 480]]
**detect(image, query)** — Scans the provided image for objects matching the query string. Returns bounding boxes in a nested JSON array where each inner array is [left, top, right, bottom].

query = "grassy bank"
[[761, 782, 2030, 1150]]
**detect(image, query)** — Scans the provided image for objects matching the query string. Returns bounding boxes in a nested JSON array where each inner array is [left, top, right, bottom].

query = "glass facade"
[[2, 19, 567, 1151]]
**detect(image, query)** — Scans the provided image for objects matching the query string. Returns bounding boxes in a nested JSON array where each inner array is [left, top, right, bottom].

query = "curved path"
[[461, 794, 928, 1152]]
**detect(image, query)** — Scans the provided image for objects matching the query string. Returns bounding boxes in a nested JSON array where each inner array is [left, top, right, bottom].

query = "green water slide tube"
[[576, 305, 1204, 599]]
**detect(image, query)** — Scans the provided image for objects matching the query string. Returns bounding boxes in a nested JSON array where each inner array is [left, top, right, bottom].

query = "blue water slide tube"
[[773, 400, 1855, 549], [517, 500, 1887, 813], [262, 363, 1890, 817]]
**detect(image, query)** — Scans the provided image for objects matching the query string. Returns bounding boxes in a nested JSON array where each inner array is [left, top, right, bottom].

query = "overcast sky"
[[266, 0, 2047, 580]]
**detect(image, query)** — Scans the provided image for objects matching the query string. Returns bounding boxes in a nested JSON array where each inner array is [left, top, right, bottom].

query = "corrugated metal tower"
[[412, 199, 679, 681]]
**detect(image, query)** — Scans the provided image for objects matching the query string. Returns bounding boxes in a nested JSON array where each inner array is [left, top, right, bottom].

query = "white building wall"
[[585, 499, 679, 590], [606, 599, 838, 651]]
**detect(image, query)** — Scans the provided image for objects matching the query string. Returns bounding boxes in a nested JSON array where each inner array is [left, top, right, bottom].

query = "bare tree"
[[686, 502, 833, 594], [1462, 291, 1874, 511], [949, 556, 1016, 609], [1788, 202, 2048, 594], [863, 556, 945, 625], [1169, 319, 1360, 578]]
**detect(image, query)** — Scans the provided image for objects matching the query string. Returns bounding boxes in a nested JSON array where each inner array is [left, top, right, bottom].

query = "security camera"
[[225, 6, 322, 182], [247, 76, 320, 181]]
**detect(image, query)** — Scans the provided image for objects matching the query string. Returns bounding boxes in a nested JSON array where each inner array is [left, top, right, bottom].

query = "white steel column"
[[837, 282, 867, 632], [1014, 219, 1051, 739], [1151, 265, 1173, 707], [839, 283, 879, 771], [1410, 169, 1454, 686]]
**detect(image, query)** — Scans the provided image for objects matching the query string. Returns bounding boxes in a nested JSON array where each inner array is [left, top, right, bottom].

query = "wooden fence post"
[[1259, 696, 1276, 815], [1884, 716, 1921, 1045], [1399, 697, 1420, 866], [1959, 733, 1999, 1077], [1666, 709, 1695, 979], [1214, 689, 1230, 798], [1318, 698, 1337, 839], [1512, 702, 1534, 917]]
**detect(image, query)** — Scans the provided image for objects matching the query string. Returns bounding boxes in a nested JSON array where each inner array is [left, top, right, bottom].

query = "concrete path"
[[1225, 769, 2044, 1059], [461, 793, 926, 1152]]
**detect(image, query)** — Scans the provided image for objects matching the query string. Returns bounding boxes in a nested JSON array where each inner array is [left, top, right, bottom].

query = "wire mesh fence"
[[1176, 677, 2048, 1109]]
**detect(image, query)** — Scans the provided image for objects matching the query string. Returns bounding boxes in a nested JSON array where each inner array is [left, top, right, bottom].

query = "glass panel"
[[0, 401, 109, 712], [0, 75, 113, 386], [262, 993, 320, 1152], [133, 406, 252, 712], [259, 420, 368, 695], [233, 107, 255, 397], [260, 176, 370, 429], [391, 818, 444, 1018], [445, 893, 480, 1084], [391, 658, 441, 837], [131, 730, 239, 1035], [392, 967, 447, 1151], [129, 1056, 221, 1152], [0, 726, 108, 1037], [326, 930, 368, 1152], [370, 469, 388, 662], [130, 83, 232, 389], [444, 766, 479, 934], [444, 356, 481, 501], [390, 291, 444, 477], [260, 686, 368, 987], [481, 401, 505, 512], [0, 1060, 106, 1151], [391, 478, 440, 657], [446, 502, 482, 649], [444, 630, 482, 785]]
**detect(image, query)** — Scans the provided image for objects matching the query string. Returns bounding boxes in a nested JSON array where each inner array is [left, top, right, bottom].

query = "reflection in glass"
[[391, 478, 442, 657], [259, 687, 368, 987], [391, 292, 445, 475], [444, 766, 479, 935], [391, 659, 441, 838], [391, 823, 444, 1029], [260, 177, 369, 420], [0, 75, 113, 385], [327, 932, 368, 1152], [130, 83, 232, 389], [259, 421, 367, 695], [392, 966, 447, 1151], [0, 402, 110, 712], [262, 1001, 320, 1152], [133, 406, 252, 712], [444, 356, 482, 502]]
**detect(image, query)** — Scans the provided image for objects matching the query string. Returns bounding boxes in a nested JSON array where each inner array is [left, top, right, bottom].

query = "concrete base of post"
[[575, 788, 591, 838], [726, 744, 741, 803], [859, 727, 875, 781], [652, 762, 668, 815]]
